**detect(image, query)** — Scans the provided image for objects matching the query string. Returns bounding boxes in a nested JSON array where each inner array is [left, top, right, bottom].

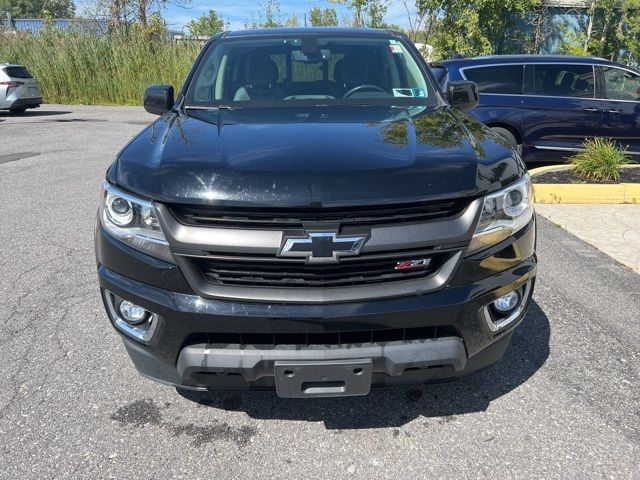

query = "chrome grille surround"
[[154, 198, 482, 303]]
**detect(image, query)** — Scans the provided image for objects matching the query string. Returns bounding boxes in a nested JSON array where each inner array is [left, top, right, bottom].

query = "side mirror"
[[144, 84, 174, 115], [447, 81, 479, 110]]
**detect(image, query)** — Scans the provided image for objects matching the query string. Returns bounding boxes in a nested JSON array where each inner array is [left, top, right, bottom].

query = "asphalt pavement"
[[0, 105, 638, 479]]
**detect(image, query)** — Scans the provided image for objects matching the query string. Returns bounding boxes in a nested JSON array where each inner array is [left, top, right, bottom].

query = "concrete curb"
[[530, 164, 640, 204]]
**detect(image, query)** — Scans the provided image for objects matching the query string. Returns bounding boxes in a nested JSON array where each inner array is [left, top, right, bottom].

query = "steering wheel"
[[342, 84, 387, 98]]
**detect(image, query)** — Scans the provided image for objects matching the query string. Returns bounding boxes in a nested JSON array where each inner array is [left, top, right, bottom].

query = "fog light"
[[493, 291, 520, 313], [119, 301, 148, 325]]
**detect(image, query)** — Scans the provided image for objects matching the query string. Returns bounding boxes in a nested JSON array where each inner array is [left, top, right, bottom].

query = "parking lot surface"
[[1, 105, 639, 479], [536, 203, 640, 274]]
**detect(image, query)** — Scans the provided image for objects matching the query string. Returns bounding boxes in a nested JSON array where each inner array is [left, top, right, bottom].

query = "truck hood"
[[111, 105, 525, 207]]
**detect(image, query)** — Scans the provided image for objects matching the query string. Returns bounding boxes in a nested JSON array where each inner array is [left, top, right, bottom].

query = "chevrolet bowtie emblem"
[[278, 231, 368, 264]]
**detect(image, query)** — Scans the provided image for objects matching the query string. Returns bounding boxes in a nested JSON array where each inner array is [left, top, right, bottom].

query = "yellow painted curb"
[[530, 164, 640, 204], [528, 164, 572, 176]]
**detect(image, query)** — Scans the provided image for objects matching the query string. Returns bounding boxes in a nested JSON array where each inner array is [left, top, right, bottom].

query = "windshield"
[[185, 34, 437, 107]]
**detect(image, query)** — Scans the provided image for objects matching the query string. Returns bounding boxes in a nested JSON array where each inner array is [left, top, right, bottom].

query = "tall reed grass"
[[0, 29, 202, 105]]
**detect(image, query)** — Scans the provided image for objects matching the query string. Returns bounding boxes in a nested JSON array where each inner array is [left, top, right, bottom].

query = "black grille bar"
[[186, 325, 459, 348], [169, 199, 467, 230], [193, 250, 450, 288]]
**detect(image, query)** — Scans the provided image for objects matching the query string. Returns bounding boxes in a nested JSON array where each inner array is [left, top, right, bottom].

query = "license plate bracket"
[[274, 359, 372, 398]]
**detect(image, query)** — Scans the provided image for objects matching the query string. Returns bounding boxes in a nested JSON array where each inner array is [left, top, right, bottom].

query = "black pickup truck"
[[95, 28, 536, 398]]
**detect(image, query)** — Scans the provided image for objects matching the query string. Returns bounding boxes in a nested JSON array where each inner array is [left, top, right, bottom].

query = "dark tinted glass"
[[429, 66, 448, 87], [602, 67, 640, 101], [463, 65, 523, 94], [534, 64, 594, 98], [3, 66, 32, 78], [186, 35, 436, 106]]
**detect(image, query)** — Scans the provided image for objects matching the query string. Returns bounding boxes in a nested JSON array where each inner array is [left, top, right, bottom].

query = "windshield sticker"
[[393, 88, 427, 98], [389, 44, 403, 54]]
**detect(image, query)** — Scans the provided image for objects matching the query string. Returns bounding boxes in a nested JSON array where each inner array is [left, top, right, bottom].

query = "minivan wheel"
[[9, 108, 27, 114], [490, 127, 522, 155]]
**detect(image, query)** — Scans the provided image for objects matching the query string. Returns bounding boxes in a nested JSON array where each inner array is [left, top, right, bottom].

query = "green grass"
[[0, 29, 202, 105], [569, 138, 632, 182]]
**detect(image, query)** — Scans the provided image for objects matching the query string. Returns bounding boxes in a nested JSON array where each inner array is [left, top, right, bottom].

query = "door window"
[[463, 65, 523, 94], [602, 67, 640, 101], [534, 64, 594, 98]]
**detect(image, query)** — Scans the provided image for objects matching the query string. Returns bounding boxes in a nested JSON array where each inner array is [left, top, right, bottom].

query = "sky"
[[163, 0, 416, 33]]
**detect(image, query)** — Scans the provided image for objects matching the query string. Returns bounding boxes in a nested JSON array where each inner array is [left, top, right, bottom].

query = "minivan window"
[[602, 67, 640, 101], [186, 35, 436, 106], [462, 65, 523, 94], [534, 64, 594, 98], [3, 66, 33, 78]]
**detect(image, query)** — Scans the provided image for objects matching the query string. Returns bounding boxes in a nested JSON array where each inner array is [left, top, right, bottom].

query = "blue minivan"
[[430, 55, 640, 162]]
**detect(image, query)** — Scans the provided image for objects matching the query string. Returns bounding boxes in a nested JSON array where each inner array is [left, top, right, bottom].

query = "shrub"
[[0, 29, 202, 106], [569, 138, 631, 182]]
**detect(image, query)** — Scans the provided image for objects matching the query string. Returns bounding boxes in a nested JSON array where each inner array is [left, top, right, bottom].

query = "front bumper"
[[96, 217, 537, 394]]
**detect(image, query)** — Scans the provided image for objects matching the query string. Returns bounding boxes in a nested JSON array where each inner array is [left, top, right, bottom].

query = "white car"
[[0, 63, 42, 113]]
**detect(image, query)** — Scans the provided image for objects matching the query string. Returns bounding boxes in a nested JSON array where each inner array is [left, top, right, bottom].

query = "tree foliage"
[[330, 0, 390, 28], [80, 0, 191, 30], [406, 0, 640, 64], [186, 9, 228, 36], [26, 0, 636, 66], [245, 0, 298, 28], [308, 6, 338, 26], [0, 0, 75, 17], [414, 0, 538, 58]]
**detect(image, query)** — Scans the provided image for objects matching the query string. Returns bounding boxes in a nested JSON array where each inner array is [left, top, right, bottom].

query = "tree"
[[245, 0, 298, 29], [413, 0, 539, 58], [330, 0, 389, 28], [400, 0, 436, 41], [366, 0, 388, 28], [186, 9, 228, 36], [80, 0, 191, 30], [0, 0, 75, 17], [330, 0, 365, 27], [308, 6, 338, 26], [553, 0, 640, 63], [283, 13, 298, 27], [620, 0, 640, 63], [259, 0, 281, 28]]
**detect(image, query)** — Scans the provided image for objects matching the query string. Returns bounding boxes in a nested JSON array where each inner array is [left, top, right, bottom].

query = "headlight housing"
[[100, 182, 174, 263], [468, 174, 533, 254]]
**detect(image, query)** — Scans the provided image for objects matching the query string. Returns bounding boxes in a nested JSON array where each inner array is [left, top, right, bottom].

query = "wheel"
[[9, 108, 26, 114], [490, 126, 521, 155]]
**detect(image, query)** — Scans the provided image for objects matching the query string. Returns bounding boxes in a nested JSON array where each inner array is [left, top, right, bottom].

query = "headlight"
[[468, 174, 533, 254], [100, 182, 174, 263]]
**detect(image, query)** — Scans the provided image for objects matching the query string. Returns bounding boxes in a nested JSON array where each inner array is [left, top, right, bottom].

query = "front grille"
[[192, 249, 451, 288], [169, 199, 468, 230], [185, 325, 459, 348]]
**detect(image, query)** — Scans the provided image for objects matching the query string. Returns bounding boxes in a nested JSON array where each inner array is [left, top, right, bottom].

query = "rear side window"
[[3, 66, 33, 78], [462, 65, 523, 94], [602, 67, 640, 101], [534, 64, 594, 98]]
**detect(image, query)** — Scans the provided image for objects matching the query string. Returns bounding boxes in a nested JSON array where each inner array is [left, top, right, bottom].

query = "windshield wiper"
[[313, 102, 374, 107]]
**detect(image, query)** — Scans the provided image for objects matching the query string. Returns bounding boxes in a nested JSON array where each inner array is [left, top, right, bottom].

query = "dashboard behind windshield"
[[185, 35, 437, 106]]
